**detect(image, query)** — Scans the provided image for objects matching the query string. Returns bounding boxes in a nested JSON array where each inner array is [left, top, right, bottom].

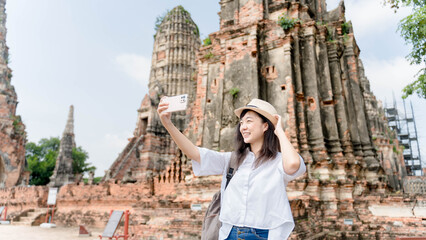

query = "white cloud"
[[104, 132, 132, 150], [115, 54, 151, 86], [327, 0, 412, 38], [85, 131, 134, 177], [363, 56, 423, 101]]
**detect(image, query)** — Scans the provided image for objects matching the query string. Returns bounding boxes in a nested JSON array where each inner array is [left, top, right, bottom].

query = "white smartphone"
[[163, 94, 188, 113]]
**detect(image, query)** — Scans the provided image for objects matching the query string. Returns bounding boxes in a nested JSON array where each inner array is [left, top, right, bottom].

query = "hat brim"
[[234, 106, 278, 126]]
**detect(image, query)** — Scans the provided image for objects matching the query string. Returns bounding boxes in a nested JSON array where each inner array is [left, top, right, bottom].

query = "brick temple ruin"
[[0, 0, 27, 188], [1, 0, 425, 239]]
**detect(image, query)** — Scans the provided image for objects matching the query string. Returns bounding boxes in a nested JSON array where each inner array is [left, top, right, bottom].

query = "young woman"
[[157, 98, 306, 240]]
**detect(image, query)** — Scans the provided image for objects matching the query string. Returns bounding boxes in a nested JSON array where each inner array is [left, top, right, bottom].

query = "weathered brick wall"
[[0, 186, 48, 218], [53, 177, 221, 238]]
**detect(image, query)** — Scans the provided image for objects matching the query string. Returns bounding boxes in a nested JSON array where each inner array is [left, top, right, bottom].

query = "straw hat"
[[234, 99, 278, 126]]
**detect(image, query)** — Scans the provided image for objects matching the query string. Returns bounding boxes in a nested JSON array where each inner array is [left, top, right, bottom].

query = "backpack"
[[201, 152, 239, 240]]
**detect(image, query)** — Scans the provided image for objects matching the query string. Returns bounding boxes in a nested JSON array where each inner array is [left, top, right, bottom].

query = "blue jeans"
[[225, 226, 269, 240]]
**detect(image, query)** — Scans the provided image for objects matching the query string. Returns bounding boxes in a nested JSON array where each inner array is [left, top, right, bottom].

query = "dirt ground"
[[0, 224, 103, 240]]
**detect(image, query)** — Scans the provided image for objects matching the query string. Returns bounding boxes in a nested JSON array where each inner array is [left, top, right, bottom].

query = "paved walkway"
[[0, 225, 103, 240]]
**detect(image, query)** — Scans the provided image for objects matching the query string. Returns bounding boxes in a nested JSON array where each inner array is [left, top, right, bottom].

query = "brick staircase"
[[12, 208, 48, 226]]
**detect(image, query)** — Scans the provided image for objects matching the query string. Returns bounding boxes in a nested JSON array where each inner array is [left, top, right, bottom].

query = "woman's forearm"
[[273, 115, 301, 174], [157, 99, 201, 163], [162, 121, 200, 163], [276, 131, 301, 175]]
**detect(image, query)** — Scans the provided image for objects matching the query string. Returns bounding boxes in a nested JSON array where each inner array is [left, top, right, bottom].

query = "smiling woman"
[[157, 98, 305, 239]]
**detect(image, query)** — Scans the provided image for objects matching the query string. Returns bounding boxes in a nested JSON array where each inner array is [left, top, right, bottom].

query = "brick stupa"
[[105, 6, 201, 187]]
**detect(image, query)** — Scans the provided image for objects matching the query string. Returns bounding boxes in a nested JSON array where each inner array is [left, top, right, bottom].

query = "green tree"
[[26, 137, 96, 185], [26, 138, 60, 185], [385, 0, 426, 98], [72, 146, 95, 174]]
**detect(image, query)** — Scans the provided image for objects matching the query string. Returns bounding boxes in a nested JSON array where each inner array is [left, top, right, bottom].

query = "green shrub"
[[153, 10, 170, 38], [204, 52, 214, 59], [343, 33, 349, 42], [341, 22, 351, 34], [229, 88, 240, 98], [278, 13, 299, 31], [203, 37, 212, 46]]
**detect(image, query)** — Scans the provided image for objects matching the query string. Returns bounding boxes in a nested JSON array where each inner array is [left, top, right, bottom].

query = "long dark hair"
[[234, 109, 280, 168]]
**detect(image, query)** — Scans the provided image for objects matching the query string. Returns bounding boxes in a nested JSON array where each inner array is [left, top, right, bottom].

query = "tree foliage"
[[385, 0, 426, 98], [72, 146, 95, 174], [26, 138, 59, 185], [26, 137, 95, 185]]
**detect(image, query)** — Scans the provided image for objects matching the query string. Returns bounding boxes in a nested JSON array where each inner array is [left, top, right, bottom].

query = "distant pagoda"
[[49, 106, 76, 187]]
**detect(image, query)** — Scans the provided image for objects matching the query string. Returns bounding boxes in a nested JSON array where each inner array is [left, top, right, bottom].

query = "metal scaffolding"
[[384, 98, 423, 176]]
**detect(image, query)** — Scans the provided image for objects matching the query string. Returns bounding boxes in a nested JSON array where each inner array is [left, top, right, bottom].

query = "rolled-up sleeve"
[[277, 153, 306, 183], [191, 147, 231, 176]]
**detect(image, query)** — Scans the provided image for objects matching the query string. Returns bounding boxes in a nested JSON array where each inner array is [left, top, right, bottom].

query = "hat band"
[[246, 105, 258, 108]]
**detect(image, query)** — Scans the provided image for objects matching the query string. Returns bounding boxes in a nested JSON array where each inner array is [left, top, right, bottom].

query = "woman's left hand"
[[273, 114, 302, 175], [273, 114, 285, 137]]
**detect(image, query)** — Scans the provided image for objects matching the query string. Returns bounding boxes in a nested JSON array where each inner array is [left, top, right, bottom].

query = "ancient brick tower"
[[49, 105, 76, 187], [183, 0, 410, 236], [0, 0, 27, 188], [188, 0, 406, 185], [105, 6, 200, 184]]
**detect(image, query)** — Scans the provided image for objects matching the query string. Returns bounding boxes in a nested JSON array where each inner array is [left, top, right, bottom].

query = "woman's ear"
[[262, 122, 268, 132]]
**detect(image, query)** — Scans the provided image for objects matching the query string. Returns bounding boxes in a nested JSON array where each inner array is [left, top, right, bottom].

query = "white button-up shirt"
[[192, 147, 306, 240]]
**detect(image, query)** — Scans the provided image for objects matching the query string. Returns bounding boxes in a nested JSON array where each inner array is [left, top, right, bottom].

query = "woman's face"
[[239, 111, 268, 145]]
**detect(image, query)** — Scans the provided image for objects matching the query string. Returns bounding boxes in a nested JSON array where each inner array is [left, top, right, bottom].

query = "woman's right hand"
[[157, 97, 172, 126], [156, 96, 201, 162]]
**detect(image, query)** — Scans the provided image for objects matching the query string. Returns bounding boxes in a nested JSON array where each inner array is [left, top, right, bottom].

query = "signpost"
[[191, 203, 202, 211], [344, 219, 354, 225], [40, 188, 58, 228], [47, 187, 58, 205], [0, 206, 9, 224], [0, 206, 5, 219], [99, 210, 130, 240]]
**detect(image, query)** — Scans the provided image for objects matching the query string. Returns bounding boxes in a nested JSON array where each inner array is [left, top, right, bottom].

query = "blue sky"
[[5, 0, 425, 177]]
